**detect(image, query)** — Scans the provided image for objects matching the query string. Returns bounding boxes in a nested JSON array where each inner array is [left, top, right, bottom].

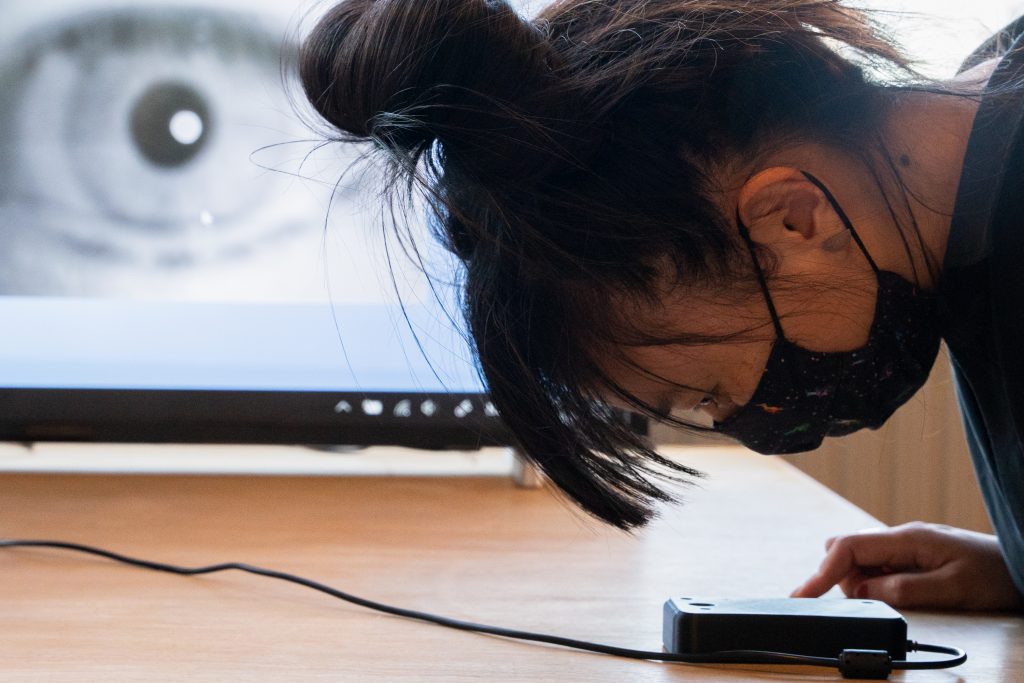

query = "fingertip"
[[790, 577, 826, 599]]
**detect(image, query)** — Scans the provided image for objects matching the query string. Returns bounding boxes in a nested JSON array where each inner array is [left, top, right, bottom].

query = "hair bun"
[[300, 0, 579, 179]]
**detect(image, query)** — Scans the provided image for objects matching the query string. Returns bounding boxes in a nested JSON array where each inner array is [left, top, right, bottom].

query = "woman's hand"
[[790, 521, 1023, 611]]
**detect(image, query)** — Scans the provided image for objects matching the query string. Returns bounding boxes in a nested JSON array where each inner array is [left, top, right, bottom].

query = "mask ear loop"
[[799, 170, 881, 275], [799, 170, 880, 425], [735, 209, 788, 341], [723, 209, 802, 433]]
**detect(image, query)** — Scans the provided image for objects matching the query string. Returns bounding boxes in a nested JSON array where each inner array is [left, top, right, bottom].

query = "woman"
[[298, 0, 1024, 611]]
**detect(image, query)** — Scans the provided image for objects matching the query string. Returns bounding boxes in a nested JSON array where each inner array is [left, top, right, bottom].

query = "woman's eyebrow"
[[620, 356, 713, 394], [641, 371, 714, 407]]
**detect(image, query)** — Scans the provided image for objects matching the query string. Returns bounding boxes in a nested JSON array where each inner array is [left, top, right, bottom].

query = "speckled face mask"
[[713, 171, 941, 455]]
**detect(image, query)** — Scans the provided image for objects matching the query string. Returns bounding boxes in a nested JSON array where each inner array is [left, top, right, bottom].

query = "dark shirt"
[[940, 19, 1024, 593]]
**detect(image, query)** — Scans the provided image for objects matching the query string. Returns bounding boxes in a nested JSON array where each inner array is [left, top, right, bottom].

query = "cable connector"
[[838, 649, 893, 680]]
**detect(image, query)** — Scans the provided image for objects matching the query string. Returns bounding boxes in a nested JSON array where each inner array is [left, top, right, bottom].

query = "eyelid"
[[685, 395, 712, 412], [652, 383, 718, 416], [693, 385, 721, 411]]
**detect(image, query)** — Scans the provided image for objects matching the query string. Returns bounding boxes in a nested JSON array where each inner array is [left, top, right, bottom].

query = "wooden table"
[[0, 446, 1020, 681]]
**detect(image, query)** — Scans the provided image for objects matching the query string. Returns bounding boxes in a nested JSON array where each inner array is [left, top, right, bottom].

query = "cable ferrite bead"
[[838, 649, 893, 680]]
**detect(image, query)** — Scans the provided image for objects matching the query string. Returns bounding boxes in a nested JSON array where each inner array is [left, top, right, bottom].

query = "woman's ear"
[[737, 167, 825, 245]]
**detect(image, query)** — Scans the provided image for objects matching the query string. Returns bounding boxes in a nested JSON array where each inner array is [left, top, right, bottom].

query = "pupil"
[[129, 82, 212, 168]]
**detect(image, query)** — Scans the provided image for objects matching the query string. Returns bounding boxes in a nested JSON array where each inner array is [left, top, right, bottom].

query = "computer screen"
[[0, 0, 508, 448]]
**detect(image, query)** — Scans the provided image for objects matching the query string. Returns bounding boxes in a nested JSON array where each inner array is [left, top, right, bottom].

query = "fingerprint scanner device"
[[663, 598, 908, 658]]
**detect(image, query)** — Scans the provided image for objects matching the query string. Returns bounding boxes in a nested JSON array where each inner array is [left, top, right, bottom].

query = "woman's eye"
[[0, 6, 365, 298]]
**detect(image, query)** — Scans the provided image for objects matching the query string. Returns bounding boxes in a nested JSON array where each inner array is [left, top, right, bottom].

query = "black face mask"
[[712, 171, 941, 455]]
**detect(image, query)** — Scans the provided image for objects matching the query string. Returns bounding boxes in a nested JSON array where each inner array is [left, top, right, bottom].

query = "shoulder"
[[941, 14, 1024, 416], [958, 15, 1024, 73], [952, 56, 999, 87]]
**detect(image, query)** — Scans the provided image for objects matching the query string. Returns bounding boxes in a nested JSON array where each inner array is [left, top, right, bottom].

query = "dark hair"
[[298, 0, 947, 529]]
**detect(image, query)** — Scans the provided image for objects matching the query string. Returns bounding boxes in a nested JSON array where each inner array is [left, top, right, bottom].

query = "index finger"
[[791, 529, 917, 598]]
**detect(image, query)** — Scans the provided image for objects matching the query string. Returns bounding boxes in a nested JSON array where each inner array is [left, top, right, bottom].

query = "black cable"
[[0, 539, 966, 677], [900, 641, 969, 669]]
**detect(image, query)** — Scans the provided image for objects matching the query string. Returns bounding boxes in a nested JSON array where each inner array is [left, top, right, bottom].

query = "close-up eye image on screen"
[[0, 0, 509, 447]]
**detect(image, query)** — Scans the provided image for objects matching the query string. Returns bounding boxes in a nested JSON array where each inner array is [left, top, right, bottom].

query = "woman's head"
[[298, 0, 939, 528]]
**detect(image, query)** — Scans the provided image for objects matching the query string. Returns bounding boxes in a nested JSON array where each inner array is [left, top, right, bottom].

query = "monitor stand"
[[510, 448, 544, 488]]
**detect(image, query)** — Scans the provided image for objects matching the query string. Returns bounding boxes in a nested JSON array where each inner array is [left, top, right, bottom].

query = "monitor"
[[0, 0, 510, 449]]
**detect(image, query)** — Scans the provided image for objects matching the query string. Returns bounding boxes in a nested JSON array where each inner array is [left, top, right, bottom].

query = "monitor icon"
[[361, 399, 384, 416], [420, 400, 437, 417], [454, 399, 474, 418], [393, 399, 412, 417], [334, 400, 353, 414]]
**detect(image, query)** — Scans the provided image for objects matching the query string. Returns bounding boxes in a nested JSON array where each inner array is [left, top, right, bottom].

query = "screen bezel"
[[0, 389, 512, 449]]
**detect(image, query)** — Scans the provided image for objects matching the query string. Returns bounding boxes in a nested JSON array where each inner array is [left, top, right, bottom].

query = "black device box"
[[663, 598, 908, 658]]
